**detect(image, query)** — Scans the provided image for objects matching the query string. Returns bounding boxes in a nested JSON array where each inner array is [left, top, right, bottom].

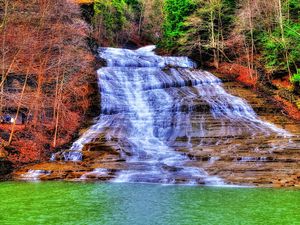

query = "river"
[[0, 182, 299, 225]]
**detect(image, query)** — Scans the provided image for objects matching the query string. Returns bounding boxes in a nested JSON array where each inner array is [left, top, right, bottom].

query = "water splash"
[[20, 170, 51, 181]]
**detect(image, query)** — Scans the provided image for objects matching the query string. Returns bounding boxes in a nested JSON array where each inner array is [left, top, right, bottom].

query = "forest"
[[0, 0, 299, 165], [90, 0, 300, 119], [91, 0, 299, 78], [0, 0, 95, 164], [0, 1, 300, 223]]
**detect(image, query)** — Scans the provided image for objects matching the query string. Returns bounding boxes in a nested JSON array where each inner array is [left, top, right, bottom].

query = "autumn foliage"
[[217, 62, 258, 87], [0, 0, 95, 164]]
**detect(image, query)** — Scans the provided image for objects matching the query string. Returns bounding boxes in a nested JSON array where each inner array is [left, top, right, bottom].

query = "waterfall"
[[63, 45, 289, 185]]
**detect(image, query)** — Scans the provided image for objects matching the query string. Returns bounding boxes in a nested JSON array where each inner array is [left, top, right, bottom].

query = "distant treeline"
[[91, 0, 300, 83]]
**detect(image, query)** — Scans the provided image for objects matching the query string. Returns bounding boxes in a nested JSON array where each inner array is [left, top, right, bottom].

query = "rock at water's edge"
[[0, 159, 13, 180]]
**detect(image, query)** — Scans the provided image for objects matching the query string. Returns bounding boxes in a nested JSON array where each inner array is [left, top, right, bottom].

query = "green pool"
[[0, 182, 299, 225]]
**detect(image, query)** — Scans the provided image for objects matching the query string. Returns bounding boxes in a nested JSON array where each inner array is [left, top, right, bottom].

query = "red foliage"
[[217, 62, 258, 87], [0, 0, 95, 165], [0, 125, 25, 132], [272, 77, 292, 89], [274, 96, 300, 120], [8, 140, 43, 164]]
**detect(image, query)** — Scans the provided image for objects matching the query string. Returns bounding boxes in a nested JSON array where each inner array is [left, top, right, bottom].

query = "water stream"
[[62, 46, 290, 185]]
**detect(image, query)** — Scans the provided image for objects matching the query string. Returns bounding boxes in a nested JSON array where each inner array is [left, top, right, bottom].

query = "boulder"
[[0, 159, 13, 177]]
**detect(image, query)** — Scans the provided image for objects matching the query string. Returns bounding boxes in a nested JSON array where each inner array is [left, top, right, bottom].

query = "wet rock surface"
[[12, 75, 300, 187], [12, 47, 300, 187], [13, 138, 125, 181]]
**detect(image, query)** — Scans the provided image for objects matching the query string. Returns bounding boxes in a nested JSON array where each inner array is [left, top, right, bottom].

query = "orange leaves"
[[8, 140, 41, 164], [74, 0, 94, 4], [274, 96, 300, 121], [217, 62, 258, 87], [2, 0, 96, 164]]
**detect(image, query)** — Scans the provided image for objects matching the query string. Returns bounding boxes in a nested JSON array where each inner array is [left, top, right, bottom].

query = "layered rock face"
[[13, 47, 300, 187], [185, 77, 300, 187]]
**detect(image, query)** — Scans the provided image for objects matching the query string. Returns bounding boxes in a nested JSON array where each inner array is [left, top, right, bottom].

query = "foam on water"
[[20, 170, 51, 181]]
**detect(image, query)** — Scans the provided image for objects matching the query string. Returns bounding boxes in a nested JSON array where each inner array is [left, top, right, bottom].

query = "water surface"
[[0, 182, 299, 225]]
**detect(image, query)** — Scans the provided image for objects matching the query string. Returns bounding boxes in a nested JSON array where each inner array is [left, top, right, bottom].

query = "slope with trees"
[[155, 0, 300, 118], [0, 0, 95, 165]]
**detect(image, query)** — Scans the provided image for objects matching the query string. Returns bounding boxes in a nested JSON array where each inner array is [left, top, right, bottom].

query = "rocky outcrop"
[[0, 159, 13, 180], [191, 76, 300, 187], [10, 41, 300, 188], [12, 135, 126, 181], [12, 73, 300, 187]]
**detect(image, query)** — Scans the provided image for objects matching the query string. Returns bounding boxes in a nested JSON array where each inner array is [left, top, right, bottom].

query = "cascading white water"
[[64, 45, 289, 185], [20, 170, 50, 181]]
